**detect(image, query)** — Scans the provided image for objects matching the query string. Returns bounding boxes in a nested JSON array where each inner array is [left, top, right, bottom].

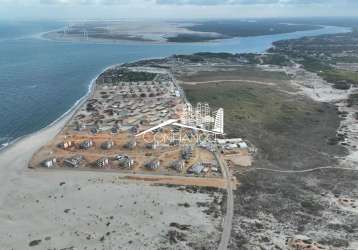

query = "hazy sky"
[[0, 0, 357, 20]]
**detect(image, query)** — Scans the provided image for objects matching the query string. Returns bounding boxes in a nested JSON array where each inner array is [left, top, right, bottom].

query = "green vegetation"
[[183, 82, 313, 138], [320, 69, 358, 86], [240, 53, 291, 66], [100, 68, 157, 84], [347, 93, 358, 107], [118, 71, 157, 82], [299, 57, 331, 72], [174, 52, 291, 66], [271, 31, 358, 87], [335, 56, 358, 64], [182, 80, 345, 169], [173, 52, 236, 62], [167, 34, 225, 43], [185, 20, 320, 38], [193, 52, 236, 59], [178, 67, 290, 86]]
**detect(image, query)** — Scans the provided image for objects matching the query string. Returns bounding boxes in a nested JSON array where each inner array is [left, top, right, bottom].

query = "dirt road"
[[215, 150, 234, 250]]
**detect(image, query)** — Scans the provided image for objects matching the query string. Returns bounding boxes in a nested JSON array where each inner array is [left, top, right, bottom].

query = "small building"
[[42, 158, 57, 168], [79, 140, 94, 150], [101, 140, 114, 150], [211, 167, 219, 172], [181, 146, 193, 160], [118, 156, 134, 169], [171, 160, 185, 172], [145, 160, 160, 170], [238, 142, 248, 149], [75, 122, 86, 131], [111, 127, 119, 134], [124, 140, 136, 150], [202, 160, 218, 168], [58, 140, 73, 150], [217, 138, 243, 145], [115, 154, 126, 161], [130, 126, 138, 133], [96, 157, 109, 168], [146, 141, 159, 150], [224, 143, 238, 150], [188, 164, 204, 174], [64, 155, 84, 168], [169, 138, 180, 146]]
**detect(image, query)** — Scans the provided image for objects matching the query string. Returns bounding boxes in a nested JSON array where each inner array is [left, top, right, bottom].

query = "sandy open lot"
[[0, 170, 222, 249]]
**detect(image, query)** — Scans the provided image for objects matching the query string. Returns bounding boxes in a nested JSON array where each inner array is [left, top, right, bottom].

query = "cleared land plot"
[[0, 171, 224, 249]]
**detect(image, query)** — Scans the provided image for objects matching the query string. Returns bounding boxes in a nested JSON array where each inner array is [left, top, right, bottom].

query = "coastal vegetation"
[[270, 28, 358, 88], [182, 79, 344, 168], [183, 19, 320, 38], [98, 68, 157, 83]]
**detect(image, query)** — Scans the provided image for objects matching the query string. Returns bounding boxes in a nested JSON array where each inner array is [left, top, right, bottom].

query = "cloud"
[[39, 0, 134, 4], [40, 0, 95, 4], [5, 0, 351, 6], [157, 0, 225, 5]]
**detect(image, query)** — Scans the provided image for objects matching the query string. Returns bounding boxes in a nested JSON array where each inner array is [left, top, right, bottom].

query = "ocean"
[[0, 21, 351, 149]]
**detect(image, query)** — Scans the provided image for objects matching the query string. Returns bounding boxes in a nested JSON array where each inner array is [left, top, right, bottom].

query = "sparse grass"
[[320, 69, 358, 86], [347, 93, 358, 107], [182, 79, 345, 169], [183, 81, 312, 137], [178, 67, 290, 85]]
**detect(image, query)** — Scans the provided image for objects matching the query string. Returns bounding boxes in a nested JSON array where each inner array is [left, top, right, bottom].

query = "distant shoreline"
[[0, 24, 351, 153], [40, 20, 323, 44]]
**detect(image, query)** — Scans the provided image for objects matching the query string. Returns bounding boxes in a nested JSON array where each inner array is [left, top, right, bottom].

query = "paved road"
[[215, 150, 234, 250]]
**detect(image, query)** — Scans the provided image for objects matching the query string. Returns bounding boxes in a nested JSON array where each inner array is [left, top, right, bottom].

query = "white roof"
[[238, 142, 248, 148]]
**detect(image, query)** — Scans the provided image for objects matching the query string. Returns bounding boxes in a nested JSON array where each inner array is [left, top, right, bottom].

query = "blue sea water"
[[0, 21, 351, 148]]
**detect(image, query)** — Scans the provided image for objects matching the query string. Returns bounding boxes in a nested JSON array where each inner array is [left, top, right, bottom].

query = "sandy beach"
[[0, 67, 223, 249]]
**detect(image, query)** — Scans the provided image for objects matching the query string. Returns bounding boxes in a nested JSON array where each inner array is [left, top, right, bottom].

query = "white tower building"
[[213, 108, 224, 134]]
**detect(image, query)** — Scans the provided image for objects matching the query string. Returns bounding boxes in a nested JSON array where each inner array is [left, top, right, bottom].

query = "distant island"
[[43, 19, 321, 43]]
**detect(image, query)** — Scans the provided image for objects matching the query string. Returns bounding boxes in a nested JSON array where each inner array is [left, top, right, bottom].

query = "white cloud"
[[0, 0, 357, 19]]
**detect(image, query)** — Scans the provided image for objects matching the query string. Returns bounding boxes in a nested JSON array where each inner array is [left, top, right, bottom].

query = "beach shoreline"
[[0, 64, 116, 153]]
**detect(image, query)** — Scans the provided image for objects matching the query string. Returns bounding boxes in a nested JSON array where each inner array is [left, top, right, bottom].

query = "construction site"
[[30, 66, 251, 187]]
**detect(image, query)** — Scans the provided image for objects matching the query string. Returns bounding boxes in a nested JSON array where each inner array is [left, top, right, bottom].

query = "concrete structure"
[[117, 155, 134, 168], [125, 140, 137, 150], [217, 138, 243, 144], [213, 108, 224, 134], [101, 140, 114, 150], [171, 160, 185, 172], [181, 102, 224, 133], [42, 158, 57, 168], [79, 140, 94, 150], [238, 142, 248, 149], [64, 155, 84, 168], [58, 141, 73, 150], [188, 164, 205, 174], [181, 146, 193, 160], [146, 141, 159, 150], [145, 160, 160, 170], [96, 157, 109, 168]]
